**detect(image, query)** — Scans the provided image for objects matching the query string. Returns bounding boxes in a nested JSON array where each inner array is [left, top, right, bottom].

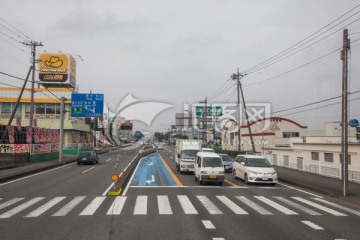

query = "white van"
[[194, 152, 224, 185]]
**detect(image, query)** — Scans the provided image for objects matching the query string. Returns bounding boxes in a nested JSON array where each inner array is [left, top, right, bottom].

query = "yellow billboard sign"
[[39, 54, 69, 82]]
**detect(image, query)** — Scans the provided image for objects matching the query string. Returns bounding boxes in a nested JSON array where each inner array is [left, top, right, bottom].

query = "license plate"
[[210, 175, 216, 179], [82, 158, 87, 160], [262, 177, 268, 180]]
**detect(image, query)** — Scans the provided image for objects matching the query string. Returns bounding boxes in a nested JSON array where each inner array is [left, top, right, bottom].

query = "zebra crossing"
[[0, 194, 358, 219]]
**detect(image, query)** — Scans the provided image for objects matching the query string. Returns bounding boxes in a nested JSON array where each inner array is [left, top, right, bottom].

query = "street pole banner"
[[16, 116, 21, 132], [8, 126, 15, 144]]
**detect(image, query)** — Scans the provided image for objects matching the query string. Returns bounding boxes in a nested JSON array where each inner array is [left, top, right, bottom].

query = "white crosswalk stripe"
[[79, 196, 106, 216], [0, 198, 24, 211], [0, 195, 353, 218], [197, 196, 223, 215], [158, 195, 173, 215], [274, 197, 321, 215], [216, 196, 248, 215], [134, 196, 147, 215], [236, 196, 273, 215], [313, 198, 360, 216], [255, 196, 298, 215], [25, 197, 66, 217], [0, 197, 44, 218], [107, 196, 127, 215], [292, 197, 347, 216], [178, 195, 198, 214], [52, 196, 86, 216]]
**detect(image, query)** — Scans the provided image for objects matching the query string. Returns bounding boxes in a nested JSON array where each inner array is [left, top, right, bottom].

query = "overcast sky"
[[1, 0, 360, 133]]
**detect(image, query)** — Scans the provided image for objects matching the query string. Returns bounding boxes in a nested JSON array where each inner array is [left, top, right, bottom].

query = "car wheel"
[[232, 169, 237, 179], [77, 162, 80, 165], [195, 175, 198, 181], [270, 183, 276, 186], [218, 181, 223, 186], [176, 164, 179, 172], [244, 174, 249, 185], [179, 170, 182, 174]]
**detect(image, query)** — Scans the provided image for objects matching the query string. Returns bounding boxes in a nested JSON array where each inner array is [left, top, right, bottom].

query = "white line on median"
[[106, 158, 113, 162], [81, 167, 95, 174], [0, 163, 76, 187], [122, 155, 141, 196]]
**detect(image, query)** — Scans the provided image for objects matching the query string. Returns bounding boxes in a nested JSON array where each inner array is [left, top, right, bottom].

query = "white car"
[[201, 147, 215, 152], [232, 155, 278, 185], [157, 144, 164, 150], [194, 152, 224, 185]]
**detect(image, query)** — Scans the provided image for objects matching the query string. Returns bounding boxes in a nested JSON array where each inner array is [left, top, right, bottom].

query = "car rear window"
[[78, 152, 92, 157]]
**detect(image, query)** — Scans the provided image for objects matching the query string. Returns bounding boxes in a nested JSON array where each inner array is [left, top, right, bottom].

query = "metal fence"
[[266, 153, 360, 184]]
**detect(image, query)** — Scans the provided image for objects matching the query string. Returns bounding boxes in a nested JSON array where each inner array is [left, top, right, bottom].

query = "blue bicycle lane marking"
[[131, 153, 177, 186]]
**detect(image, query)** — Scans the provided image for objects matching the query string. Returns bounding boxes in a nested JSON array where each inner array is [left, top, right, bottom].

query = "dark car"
[[77, 151, 99, 165], [218, 153, 233, 172]]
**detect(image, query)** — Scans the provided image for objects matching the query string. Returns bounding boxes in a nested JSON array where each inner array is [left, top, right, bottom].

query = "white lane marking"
[[107, 196, 127, 215], [0, 163, 76, 187], [158, 195, 173, 215], [52, 196, 86, 216], [25, 197, 66, 217], [79, 196, 106, 216], [213, 238, 225, 240], [277, 183, 323, 198], [0, 198, 24, 210], [106, 158, 113, 162], [0, 197, 44, 218], [301, 221, 324, 230], [134, 195, 147, 215], [255, 196, 298, 215], [202, 220, 216, 229], [292, 197, 347, 216], [197, 196, 223, 214], [274, 197, 321, 215], [81, 167, 95, 174], [177, 195, 198, 214], [122, 155, 140, 196], [236, 196, 273, 215], [216, 196, 248, 215], [313, 198, 360, 216], [130, 186, 248, 189], [102, 182, 115, 196]]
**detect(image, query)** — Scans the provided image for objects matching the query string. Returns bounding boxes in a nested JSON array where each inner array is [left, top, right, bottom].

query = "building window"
[[283, 132, 299, 138], [55, 104, 61, 115], [35, 103, 45, 114], [46, 103, 55, 114], [1, 103, 11, 113], [230, 132, 234, 145], [339, 154, 351, 165], [324, 153, 333, 163], [272, 154, 277, 165], [311, 152, 319, 161], [284, 155, 289, 167]]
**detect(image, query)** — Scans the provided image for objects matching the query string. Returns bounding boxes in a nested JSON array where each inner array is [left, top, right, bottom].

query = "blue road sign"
[[349, 119, 359, 128], [71, 93, 104, 117]]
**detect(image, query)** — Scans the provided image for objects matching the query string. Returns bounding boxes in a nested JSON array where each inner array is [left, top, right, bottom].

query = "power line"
[[243, 36, 360, 89], [0, 16, 34, 42], [242, 4, 360, 74], [0, 30, 23, 44], [207, 77, 232, 99], [0, 23, 27, 42], [270, 89, 360, 116]]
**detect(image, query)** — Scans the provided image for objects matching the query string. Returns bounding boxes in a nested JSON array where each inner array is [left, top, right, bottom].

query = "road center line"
[[82, 167, 95, 174], [106, 158, 113, 162]]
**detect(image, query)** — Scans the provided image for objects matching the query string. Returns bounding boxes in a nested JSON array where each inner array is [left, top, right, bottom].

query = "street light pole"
[[59, 97, 65, 163]]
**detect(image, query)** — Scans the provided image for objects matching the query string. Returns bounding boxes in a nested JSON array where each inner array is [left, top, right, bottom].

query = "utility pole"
[[0, 66, 32, 143], [23, 41, 43, 144], [199, 97, 208, 146], [59, 97, 65, 163], [341, 29, 350, 197], [232, 68, 246, 152], [239, 80, 256, 153]]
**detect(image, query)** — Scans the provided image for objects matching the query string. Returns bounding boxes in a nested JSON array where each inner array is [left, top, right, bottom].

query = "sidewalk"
[[275, 166, 360, 206], [0, 154, 77, 183]]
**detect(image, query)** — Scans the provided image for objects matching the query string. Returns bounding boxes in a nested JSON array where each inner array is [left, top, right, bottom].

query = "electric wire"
[[0, 16, 34, 42], [242, 4, 360, 74]]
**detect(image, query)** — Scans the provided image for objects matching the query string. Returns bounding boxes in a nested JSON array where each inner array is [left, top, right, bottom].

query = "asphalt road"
[[0, 144, 359, 240]]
